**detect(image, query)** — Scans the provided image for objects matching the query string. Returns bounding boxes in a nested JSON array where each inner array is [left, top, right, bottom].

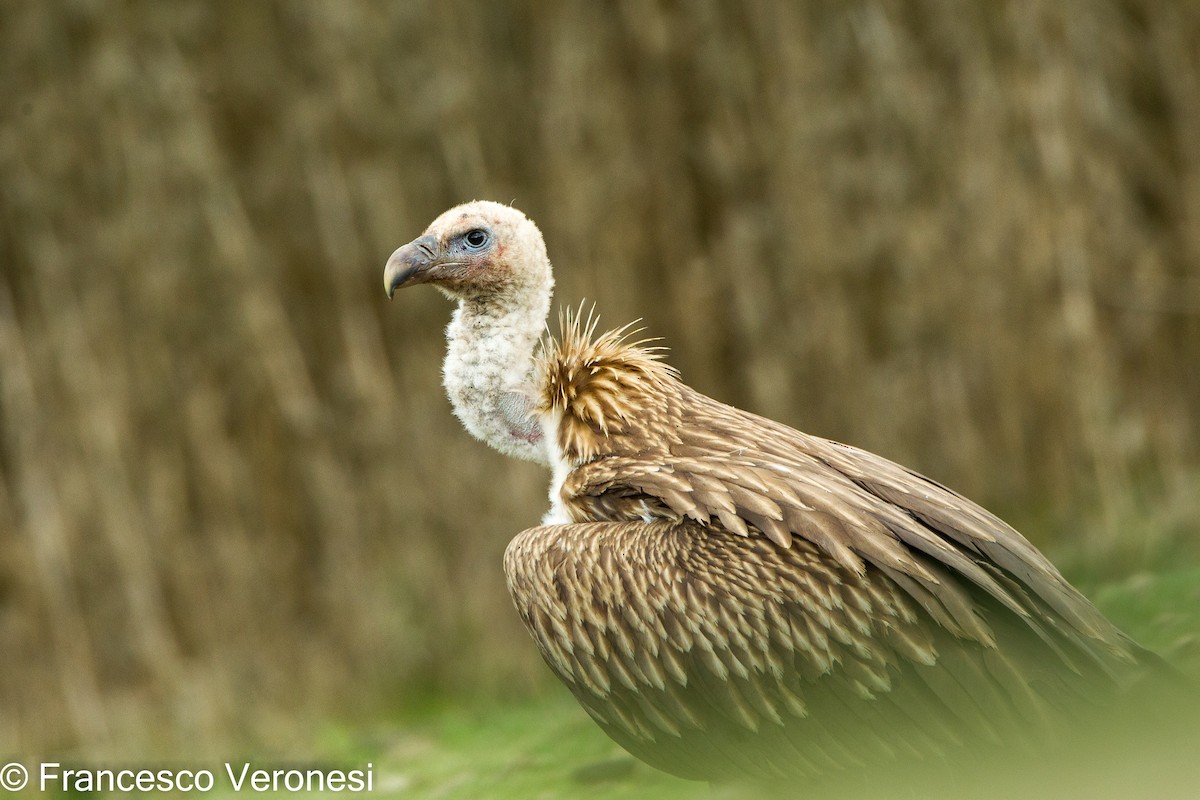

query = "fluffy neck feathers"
[[443, 284, 552, 466]]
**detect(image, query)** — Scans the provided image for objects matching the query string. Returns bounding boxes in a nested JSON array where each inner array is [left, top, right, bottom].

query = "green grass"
[[115, 568, 1200, 800], [1091, 569, 1200, 674], [296, 568, 1200, 800], [358, 692, 698, 800]]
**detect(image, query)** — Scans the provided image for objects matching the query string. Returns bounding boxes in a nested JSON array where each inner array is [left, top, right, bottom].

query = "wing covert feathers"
[[512, 315, 1149, 782]]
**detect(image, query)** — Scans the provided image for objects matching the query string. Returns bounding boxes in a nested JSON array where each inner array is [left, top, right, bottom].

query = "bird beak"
[[384, 235, 440, 298]]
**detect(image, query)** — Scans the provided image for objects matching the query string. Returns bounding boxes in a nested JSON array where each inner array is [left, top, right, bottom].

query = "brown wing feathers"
[[505, 313, 1144, 781], [506, 522, 932, 775], [505, 518, 1062, 780]]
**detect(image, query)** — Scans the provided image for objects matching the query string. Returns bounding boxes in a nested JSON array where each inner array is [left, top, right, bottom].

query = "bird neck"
[[443, 286, 552, 466]]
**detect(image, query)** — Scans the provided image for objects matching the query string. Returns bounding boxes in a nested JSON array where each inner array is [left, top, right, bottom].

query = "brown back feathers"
[[508, 312, 1151, 782]]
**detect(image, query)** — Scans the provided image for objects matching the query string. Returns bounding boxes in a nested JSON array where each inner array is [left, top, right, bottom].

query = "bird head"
[[384, 200, 552, 303]]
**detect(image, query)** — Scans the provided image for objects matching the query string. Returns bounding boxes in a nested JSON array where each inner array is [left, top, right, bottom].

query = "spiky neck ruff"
[[537, 311, 679, 466]]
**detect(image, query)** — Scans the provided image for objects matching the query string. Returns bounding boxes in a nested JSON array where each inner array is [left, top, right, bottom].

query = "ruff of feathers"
[[537, 305, 677, 464]]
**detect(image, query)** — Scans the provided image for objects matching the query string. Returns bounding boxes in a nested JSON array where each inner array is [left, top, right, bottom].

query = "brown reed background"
[[1, 0, 1198, 757]]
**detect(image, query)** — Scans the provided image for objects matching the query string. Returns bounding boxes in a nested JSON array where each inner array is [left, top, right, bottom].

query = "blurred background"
[[1, 0, 1198, 760]]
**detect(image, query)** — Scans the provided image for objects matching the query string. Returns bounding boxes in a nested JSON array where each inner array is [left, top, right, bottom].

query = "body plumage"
[[384, 201, 1152, 783]]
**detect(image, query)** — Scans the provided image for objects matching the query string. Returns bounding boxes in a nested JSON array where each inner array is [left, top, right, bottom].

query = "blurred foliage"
[[324, 672, 1200, 800], [1, 0, 1198, 757]]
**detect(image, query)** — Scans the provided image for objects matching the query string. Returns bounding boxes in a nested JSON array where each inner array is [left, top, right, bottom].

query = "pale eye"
[[464, 229, 490, 250]]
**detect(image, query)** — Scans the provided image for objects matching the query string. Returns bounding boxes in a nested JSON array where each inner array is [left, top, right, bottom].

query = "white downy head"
[[385, 201, 555, 465]]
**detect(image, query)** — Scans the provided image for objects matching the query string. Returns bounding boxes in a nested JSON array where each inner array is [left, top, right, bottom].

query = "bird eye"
[[463, 229, 490, 250]]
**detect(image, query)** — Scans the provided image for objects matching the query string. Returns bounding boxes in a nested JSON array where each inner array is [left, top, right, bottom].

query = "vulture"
[[383, 201, 1158, 784]]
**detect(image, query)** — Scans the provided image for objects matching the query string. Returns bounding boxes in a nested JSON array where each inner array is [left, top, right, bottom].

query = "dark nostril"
[[414, 235, 438, 260]]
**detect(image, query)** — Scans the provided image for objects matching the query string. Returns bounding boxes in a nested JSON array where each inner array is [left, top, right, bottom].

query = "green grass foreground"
[[360, 692, 698, 800], [220, 567, 1200, 800], [61, 567, 1192, 799]]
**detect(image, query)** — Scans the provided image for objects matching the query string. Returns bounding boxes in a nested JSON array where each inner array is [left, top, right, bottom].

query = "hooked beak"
[[384, 235, 439, 298]]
